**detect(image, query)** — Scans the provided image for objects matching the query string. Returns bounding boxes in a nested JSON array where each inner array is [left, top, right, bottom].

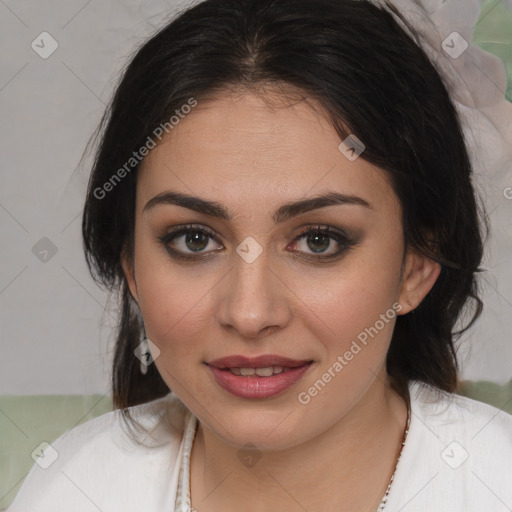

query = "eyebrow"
[[142, 190, 372, 223]]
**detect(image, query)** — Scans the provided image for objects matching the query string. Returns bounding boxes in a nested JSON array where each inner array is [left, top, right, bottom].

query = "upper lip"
[[207, 355, 313, 369]]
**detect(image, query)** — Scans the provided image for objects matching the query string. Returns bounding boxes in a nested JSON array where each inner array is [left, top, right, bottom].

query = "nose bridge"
[[217, 242, 290, 337]]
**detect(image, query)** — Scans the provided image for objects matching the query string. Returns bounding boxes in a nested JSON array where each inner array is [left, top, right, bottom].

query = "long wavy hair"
[[82, 0, 486, 416]]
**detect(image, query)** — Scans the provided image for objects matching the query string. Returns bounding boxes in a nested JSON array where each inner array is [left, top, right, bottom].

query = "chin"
[[201, 404, 315, 452]]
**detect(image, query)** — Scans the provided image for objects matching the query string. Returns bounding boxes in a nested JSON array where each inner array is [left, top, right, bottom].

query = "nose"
[[216, 247, 292, 339]]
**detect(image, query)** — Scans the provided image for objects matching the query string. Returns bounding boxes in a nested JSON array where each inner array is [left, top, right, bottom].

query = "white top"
[[6, 380, 512, 512]]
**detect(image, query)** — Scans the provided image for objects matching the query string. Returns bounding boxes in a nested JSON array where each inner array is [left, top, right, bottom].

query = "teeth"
[[228, 366, 287, 377], [255, 367, 274, 377]]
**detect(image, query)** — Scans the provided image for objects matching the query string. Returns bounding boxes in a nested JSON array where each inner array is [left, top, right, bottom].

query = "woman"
[[7, 0, 512, 511]]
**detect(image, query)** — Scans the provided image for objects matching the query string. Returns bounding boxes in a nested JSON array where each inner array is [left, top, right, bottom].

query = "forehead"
[[137, 88, 400, 219]]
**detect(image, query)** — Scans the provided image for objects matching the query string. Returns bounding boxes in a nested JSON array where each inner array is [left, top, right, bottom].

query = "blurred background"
[[0, 0, 511, 509]]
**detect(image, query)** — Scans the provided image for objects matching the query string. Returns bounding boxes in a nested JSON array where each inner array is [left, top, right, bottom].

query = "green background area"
[[473, 0, 512, 101]]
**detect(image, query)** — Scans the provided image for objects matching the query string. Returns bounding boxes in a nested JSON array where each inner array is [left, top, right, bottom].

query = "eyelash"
[[157, 223, 356, 262]]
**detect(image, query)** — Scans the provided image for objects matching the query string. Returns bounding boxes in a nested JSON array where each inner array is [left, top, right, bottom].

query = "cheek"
[[294, 277, 399, 390], [293, 257, 403, 417], [136, 266, 215, 394], [302, 242, 403, 345]]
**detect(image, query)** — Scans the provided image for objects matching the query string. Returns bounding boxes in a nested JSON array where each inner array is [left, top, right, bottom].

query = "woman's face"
[[123, 88, 439, 450]]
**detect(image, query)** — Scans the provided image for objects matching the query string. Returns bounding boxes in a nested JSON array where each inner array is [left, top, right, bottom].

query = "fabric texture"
[[5, 380, 512, 512]]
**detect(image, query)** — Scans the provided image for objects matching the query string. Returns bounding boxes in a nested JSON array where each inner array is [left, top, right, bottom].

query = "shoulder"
[[410, 379, 512, 443], [412, 379, 512, 473], [386, 380, 512, 512], [6, 393, 192, 512]]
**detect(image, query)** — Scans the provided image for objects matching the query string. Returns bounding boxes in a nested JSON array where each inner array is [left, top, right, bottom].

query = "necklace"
[[175, 402, 411, 512], [376, 402, 411, 511]]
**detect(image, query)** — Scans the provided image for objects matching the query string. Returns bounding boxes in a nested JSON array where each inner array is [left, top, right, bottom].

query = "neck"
[[190, 373, 409, 512]]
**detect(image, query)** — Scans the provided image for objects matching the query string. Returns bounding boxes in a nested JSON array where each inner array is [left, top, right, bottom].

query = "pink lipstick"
[[206, 355, 313, 399]]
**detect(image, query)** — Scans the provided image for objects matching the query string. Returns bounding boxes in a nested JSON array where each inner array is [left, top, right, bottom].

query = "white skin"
[[122, 86, 441, 512]]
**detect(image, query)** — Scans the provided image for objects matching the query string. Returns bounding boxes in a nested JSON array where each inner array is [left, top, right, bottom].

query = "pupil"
[[186, 231, 208, 251], [308, 233, 329, 253]]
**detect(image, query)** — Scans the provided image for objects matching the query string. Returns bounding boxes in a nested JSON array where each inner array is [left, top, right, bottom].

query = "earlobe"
[[398, 249, 441, 314], [121, 250, 139, 304]]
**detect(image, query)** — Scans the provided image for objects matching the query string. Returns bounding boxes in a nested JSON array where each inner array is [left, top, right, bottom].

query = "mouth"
[[219, 366, 294, 377], [207, 354, 312, 372], [205, 355, 314, 399]]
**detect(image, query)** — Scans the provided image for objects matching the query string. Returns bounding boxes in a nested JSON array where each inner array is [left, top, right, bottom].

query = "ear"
[[397, 247, 441, 315], [121, 247, 139, 304]]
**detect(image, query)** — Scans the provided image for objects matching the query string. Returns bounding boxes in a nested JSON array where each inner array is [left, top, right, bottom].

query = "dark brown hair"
[[82, 0, 486, 414]]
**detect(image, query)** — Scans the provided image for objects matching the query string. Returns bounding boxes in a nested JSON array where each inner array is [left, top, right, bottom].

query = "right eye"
[[157, 224, 223, 261]]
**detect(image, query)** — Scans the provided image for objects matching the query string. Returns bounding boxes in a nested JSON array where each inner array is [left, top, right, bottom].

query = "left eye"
[[289, 225, 351, 258]]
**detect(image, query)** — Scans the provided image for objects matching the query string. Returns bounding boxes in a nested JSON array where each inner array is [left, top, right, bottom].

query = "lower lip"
[[207, 363, 312, 399]]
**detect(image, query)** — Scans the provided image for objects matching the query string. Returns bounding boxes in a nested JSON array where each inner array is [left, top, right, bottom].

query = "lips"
[[206, 354, 314, 399]]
